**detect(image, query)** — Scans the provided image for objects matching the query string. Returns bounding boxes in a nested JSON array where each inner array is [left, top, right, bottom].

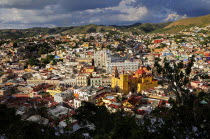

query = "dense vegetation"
[[73, 96, 210, 139], [0, 104, 55, 138]]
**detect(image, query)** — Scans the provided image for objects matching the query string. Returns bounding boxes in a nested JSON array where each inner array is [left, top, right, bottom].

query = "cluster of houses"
[[0, 25, 209, 131]]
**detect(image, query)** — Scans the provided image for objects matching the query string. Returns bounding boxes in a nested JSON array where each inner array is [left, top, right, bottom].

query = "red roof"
[[109, 104, 121, 109], [192, 81, 202, 83], [137, 110, 146, 115], [127, 96, 142, 106], [135, 69, 146, 74], [129, 77, 137, 79]]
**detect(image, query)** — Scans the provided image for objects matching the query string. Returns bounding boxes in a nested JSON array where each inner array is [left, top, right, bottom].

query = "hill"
[[166, 14, 210, 28], [61, 24, 114, 35], [120, 22, 171, 34], [153, 14, 210, 33], [61, 22, 171, 35], [0, 14, 209, 38], [0, 27, 74, 39], [0, 22, 170, 39]]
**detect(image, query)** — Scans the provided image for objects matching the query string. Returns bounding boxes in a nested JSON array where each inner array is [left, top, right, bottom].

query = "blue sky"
[[0, 0, 209, 29]]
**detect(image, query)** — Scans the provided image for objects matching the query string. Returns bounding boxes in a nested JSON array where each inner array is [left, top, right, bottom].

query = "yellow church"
[[111, 67, 158, 94], [46, 86, 65, 97]]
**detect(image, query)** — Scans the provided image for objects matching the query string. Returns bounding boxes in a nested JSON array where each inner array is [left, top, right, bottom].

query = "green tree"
[[89, 36, 95, 40], [38, 47, 43, 55], [0, 104, 55, 138], [153, 61, 162, 75], [161, 56, 195, 105], [41, 55, 55, 65], [74, 102, 143, 138], [28, 57, 39, 66]]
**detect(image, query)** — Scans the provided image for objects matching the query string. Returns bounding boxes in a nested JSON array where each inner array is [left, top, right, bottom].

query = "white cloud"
[[89, 18, 101, 23], [108, 0, 148, 21], [0, 0, 31, 6], [0, 23, 56, 29], [0, 7, 72, 24], [163, 13, 188, 21], [0, 0, 148, 28], [0, 0, 177, 29], [82, 0, 148, 24], [0, 0, 208, 29], [0, 8, 24, 23], [116, 6, 148, 21]]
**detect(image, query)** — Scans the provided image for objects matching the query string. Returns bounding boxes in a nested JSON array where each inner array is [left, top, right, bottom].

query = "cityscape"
[[0, 0, 210, 138]]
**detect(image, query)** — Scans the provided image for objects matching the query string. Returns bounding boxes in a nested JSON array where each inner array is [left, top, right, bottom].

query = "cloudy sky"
[[0, 0, 209, 29]]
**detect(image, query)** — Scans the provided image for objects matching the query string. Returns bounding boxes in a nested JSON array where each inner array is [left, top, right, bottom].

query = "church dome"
[[135, 68, 146, 75]]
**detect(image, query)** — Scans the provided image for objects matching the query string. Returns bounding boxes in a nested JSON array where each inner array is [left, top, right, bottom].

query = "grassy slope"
[[166, 14, 210, 28], [61, 24, 114, 35], [125, 22, 171, 34], [60, 23, 171, 35], [153, 14, 210, 33]]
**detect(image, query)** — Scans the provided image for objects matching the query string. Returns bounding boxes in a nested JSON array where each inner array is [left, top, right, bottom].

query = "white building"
[[106, 60, 140, 73], [54, 91, 72, 103], [76, 74, 89, 87], [48, 105, 72, 118], [61, 78, 77, 86], [74, 99, 82, 109], [94, 49, 140, 73], [90, 77, 102, 86], [94, 48, 110, 69], [73, 86, 111, 103]]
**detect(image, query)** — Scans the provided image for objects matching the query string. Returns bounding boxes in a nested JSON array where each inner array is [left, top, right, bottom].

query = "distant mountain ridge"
[[0, 14, 209, 39], [61, 22, 172, 35], [0, 22, 171, 39]]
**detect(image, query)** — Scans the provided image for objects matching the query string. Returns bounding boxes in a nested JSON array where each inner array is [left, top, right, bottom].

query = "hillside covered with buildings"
[[0, 17, 210, 138]]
